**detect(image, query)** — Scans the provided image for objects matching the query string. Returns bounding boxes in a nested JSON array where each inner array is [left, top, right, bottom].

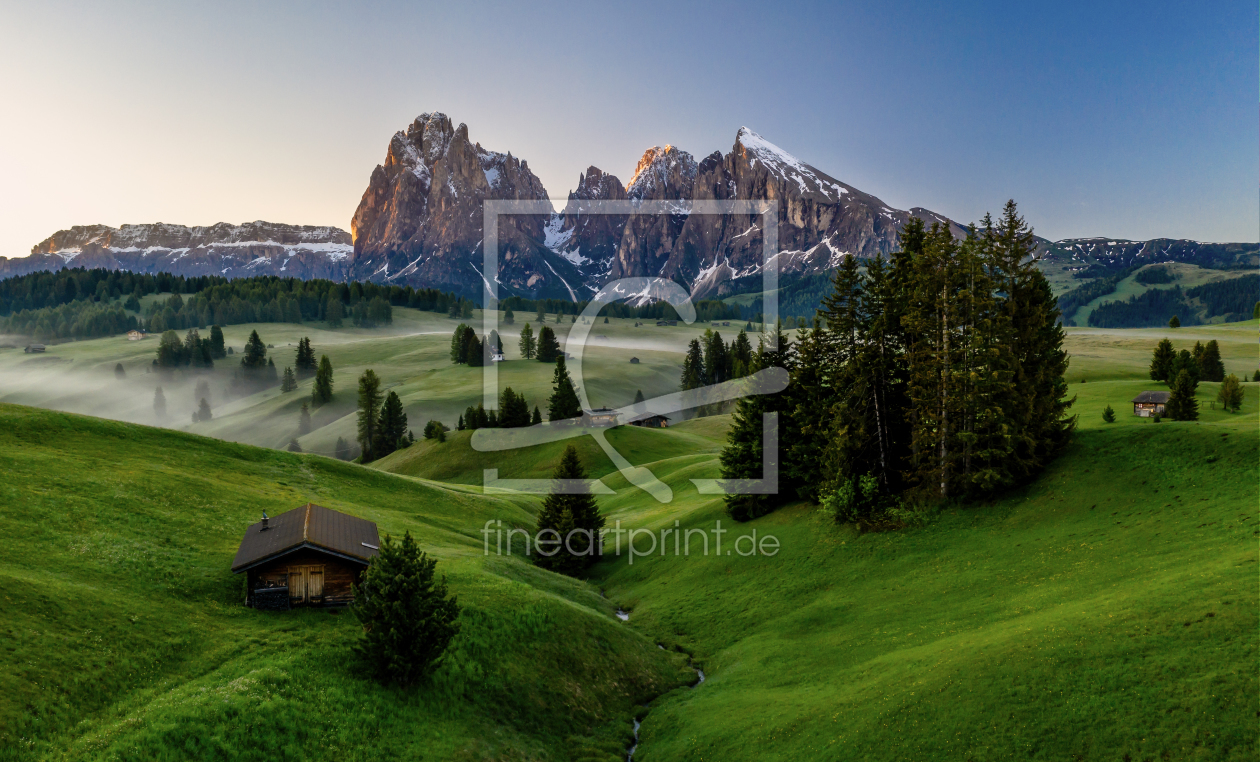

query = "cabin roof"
[[588, 407, 618, 414], [628, 412, 670, 422], [231, 503, 379, 573], [1132, 391, 1171, 404]]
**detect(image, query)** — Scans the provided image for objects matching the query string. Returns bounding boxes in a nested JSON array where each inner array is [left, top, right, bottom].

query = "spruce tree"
[[547, 357, 582, 422], [325, 295, 344, 328], [352, 531, 460, 685], [114, 363, 126, 380], [531, 406, 542, 425], [312, 355, 334, 405], [376, 390, 408, 457], [299, 402, 312, 435], [281, 366, 298, 392], [681, 338, 705, 391], [357, 369, 384, 462], [335, 436, 351, 460], [504, 307, 515, 325], [1165, 369, 1199, 421], [1199, 340, 1225, 382], [287, 438, 302, 452], [785, 323, 836, 502], [153, 386, 166, 419], [209, 325, 226, 358], [499, 387, 531, 427], [1149, 339, 1175, 382], [534, 445, 605, 576], [241, 330, 267, 371], [451, 324, 469, 363], [1168, 315, 1180, 328], [196, 397, 212, 422], [1102, 404, 1116, 423], [633, 389, 645, 403], [536, 304, 546, 323], [295, 337, 317, 376], [518, 322, 536, 359], [537, 326, 561, 362]]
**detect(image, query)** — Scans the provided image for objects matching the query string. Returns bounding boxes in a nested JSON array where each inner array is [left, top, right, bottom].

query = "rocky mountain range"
[[6, 113, 1255, 302], [0, 221, 352, 281]]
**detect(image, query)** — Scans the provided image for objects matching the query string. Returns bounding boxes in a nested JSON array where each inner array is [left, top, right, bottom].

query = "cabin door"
[[288, 566, 325, 604]]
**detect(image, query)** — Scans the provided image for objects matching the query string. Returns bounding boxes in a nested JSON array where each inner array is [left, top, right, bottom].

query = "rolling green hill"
[[371, 369, 1260, 761], [2, 305, 1258, 760], [0, 403, 690, 761]]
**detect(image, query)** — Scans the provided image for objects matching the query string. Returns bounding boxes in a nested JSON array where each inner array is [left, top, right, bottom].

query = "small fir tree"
[[1102, 404, 1116, 423], [536, 326, 561, 362], [376, 390, 408, 458], [312, 355, 334, 405], [547, 357, 582, 422], [352, 531, 460, 686], [196, 397, 212, 422], [1149, 338, 1175, 382], [209, 325, 226, 358], [504, 307, 515, 325], [281, 366, 298, 392], [287, 438, 302, 452], [1165, 369, 1199, 421], [299, 402, 312, 435], [518, 322, 536, 360], [357, 369, 384, 462], [335, 436, 351, 460], [1168, 315, 1181, 328], [534, 445, 605, 576], [531, 406, 542, 425], [114, 363, 126, 379], [153, 386, 166, 419]]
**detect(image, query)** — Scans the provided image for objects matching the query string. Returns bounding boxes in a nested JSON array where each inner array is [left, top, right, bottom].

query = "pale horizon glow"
[[0, 0, 1255, 262]]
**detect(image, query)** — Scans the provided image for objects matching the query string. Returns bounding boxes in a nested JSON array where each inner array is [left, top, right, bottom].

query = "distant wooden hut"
[[126, 330, 146, 341], [629, 357, 640, 364], [584, 408, 620, 427], [629, 413, 670, 428], [231, 503, 379, 610], [1131, 391, 1170, 417], [23, 344, 45, 353]]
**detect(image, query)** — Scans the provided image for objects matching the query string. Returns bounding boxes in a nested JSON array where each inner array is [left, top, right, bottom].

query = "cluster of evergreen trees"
[[355, 369, 413, 463], [1184, 274, 1259, 322], [1134, 266, 1178, 285], [496, 294, 742, 323], [0, 268, 469, 342], [155, 327, 218, 369], [457, 387, 539, 431], [682, 329, 754, 389], [1149, 338, 1225, 385], [720, 203, 1076, 526], [448, 324, 505, 365]]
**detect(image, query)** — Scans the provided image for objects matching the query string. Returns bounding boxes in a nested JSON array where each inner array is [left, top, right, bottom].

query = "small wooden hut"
[[1131, 391, 1171, 417], [231, 503, 379, 610]]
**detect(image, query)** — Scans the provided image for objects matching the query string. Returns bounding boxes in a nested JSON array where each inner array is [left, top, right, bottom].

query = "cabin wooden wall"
[[246, 549, 364, 608]]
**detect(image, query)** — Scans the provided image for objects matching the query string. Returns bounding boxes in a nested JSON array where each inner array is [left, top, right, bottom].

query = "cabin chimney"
[[260, 511, 269, 531]]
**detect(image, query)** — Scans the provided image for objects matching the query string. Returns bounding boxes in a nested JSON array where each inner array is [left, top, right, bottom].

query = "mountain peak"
[[625, 145, 697, 201]]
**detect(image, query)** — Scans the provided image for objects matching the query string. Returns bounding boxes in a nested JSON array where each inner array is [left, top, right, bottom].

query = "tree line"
[[719, 203, 1076, 528]]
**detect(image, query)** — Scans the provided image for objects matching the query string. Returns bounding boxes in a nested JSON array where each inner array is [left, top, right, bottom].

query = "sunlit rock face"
[[348, 113, 581, 300], [2, 222, 354, 281]]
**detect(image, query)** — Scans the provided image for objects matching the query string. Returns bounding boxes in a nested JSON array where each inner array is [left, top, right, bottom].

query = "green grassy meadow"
[[0, 310, 1256, 760]]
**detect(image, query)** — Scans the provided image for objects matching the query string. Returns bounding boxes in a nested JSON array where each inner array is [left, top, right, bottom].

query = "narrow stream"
[[617, 608, 704, 761]]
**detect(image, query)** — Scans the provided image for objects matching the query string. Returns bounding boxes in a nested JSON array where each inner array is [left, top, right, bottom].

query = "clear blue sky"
[[0, 0, 1254, 257]]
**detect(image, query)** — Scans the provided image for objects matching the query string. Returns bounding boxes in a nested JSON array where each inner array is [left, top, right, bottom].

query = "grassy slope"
[[374, 322, 1260, 761], [0, 309, 709, 457], [0, 404, 691, 761], [1071, 263, 1252, 326]]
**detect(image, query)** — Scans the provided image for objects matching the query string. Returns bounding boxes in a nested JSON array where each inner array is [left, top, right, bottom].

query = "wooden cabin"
[[126, 330, 146, 341], [231, 503, 379, 610], [629, 356, 640, 364], [1132, 391, 1171, 417], [23, 344, 45, 353], [584, 407, 620, 427], [629, 413, 670, 429]]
